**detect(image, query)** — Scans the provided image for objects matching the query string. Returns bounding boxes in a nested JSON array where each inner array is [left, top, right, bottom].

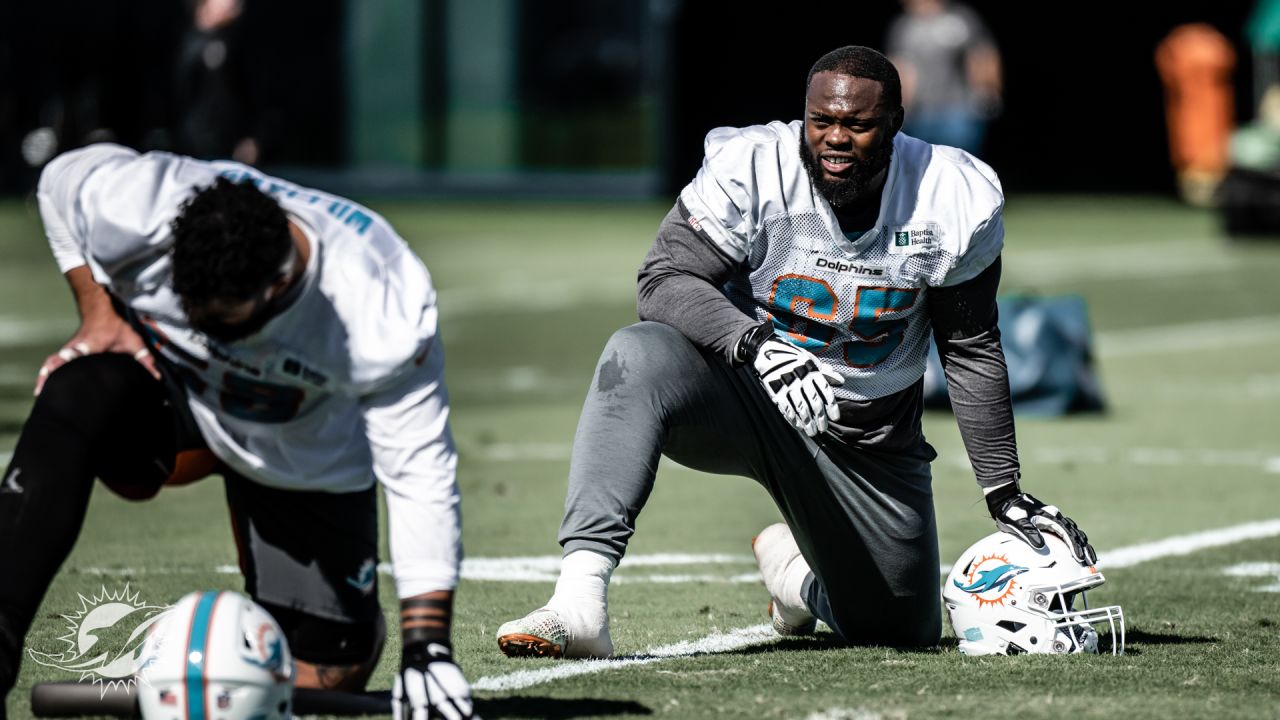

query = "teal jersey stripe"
[[185, 592, 220, 720]]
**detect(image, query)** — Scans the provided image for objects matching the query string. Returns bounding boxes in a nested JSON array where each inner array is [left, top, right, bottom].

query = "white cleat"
[[496, 606, 613, 659], [753, 523, 817, 637]]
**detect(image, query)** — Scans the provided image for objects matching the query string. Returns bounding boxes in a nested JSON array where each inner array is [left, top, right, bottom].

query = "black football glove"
[[393, 642, 477, 720], [985, 482, 1097, 565]]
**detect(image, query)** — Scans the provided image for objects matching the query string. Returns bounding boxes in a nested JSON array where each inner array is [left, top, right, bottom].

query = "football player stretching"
[[0, 145, 475, 719], [498, 46, 1094, 657]]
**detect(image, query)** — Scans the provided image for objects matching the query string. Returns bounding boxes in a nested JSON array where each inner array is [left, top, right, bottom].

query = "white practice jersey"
[[680, 121, 1004, 400], [37, 143, 460, 598]]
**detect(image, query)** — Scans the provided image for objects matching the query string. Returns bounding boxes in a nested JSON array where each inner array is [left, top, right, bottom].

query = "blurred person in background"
[[8, 0, 177, 177], [175, 0, 261, 163], [887, 0, 1002, 156], [1156, 23, 1237, 206]]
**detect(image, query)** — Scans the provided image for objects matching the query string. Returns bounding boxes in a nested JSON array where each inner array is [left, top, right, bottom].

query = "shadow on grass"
[[476, 696, 651, 718], [727, 633, 958, 656], [1125, 628, 1217, 647]]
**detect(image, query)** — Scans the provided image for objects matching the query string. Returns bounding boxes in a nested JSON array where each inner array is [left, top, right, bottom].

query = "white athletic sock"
[[545, 550, 615, 656], [777, 552, 812, 618]]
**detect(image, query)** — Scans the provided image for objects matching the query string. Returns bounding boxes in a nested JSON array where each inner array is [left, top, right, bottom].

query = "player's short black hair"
[[170, 177, 292, 308], [806, 45, 902, 110]]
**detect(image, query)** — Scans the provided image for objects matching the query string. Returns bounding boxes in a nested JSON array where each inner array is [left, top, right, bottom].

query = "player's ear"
[[890, 106, 905, 136]]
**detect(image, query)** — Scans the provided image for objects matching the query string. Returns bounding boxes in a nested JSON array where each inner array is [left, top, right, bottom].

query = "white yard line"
[[1097, 519, 1280, 568], [0, 317, 76, 346], [940, 445, 1280, 475], [77, 519, 1280, 582], [1221, 562, 1280, 592], [1096, 316, 1280, 358], [472, 624, 778, 692], [479, 440, 1280, 473]]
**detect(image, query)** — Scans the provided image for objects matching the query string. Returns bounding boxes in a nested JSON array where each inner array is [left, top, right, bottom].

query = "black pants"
[[0, 354, 379, 699]]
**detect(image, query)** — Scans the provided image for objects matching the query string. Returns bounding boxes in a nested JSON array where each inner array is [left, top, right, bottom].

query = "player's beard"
[[799, 136, 894, 210]]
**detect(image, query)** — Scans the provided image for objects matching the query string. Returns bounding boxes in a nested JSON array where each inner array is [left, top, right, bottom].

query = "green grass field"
[[2, 195, 1279, 719]]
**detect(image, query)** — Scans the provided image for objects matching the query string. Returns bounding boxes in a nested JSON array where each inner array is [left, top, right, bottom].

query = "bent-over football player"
[[0, 145, 475, 719], [497, 46, 1096, 658]]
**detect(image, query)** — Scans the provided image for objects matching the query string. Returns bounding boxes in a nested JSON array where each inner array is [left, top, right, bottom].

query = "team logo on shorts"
[[952, 554, 1029, 608], [27, 585, 171, 695]]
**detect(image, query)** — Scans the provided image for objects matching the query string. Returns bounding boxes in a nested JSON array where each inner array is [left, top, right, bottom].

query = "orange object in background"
[[1156, 23, 1237, 205]]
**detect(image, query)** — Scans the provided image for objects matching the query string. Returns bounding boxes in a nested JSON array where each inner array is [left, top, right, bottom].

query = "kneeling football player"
[[0, 144, 474, 719], [497, 46, 1095, 658]]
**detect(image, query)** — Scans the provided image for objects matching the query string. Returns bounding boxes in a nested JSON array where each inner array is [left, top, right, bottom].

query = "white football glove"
[[393, 642, 478, 720], [736, 324, 843, 437]]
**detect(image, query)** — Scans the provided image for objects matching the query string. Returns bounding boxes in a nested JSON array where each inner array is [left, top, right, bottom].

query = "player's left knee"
[[597, 322, 701, 393]]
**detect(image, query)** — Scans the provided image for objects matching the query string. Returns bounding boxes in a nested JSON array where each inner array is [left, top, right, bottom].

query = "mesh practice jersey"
[[679, 121, 1005, 400], [37, 144, 460, 597]]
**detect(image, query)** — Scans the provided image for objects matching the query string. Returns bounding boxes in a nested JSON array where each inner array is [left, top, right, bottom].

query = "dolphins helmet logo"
[[242, 621, 289, 680], [953, 554, 1029, 608], [27, 585, 171, 696]]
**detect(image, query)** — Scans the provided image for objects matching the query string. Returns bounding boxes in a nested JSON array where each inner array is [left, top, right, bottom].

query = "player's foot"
[[496, 606, 613, 659], [753, 523, 817, 636]]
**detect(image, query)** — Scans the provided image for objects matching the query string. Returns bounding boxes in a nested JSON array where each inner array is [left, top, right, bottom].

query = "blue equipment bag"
[[923, 295, 1106, 415]]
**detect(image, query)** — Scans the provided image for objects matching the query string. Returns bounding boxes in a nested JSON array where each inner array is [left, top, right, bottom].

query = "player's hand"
[[393, 642, 477, 720], [36, 310, 158, 396], [750, 336, 843, 437], [985, 482, 1096, 565]]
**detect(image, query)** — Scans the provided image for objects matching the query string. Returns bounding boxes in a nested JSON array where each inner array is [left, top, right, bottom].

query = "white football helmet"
[[135, 591, 294, 719], [944, 531, 1124, 656]]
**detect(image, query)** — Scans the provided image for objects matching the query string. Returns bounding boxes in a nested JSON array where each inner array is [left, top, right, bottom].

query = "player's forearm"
[[938, 329, 1021, 487], [637, 204, 759, 361], [401, 590, 453, 647], [363, 352, 463, 599], [64, 265, 116, 323], [377, 445, 462, 598], [929, 258, 1020, 487]]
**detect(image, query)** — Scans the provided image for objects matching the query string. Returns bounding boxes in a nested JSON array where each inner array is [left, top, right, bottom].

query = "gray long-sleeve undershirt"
[[636, 202, 1020, 488]]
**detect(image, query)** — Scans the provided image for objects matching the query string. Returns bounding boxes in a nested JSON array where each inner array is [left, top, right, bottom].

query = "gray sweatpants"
[[558, 322, 941, 647]]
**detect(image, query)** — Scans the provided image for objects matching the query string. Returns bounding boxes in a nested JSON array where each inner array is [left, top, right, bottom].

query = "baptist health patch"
[[889, 222, 943, 254]]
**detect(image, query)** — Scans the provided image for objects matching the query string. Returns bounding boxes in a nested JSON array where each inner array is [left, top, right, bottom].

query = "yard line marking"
[[438, 281, 630, 318], [471, 518, 1280, 691], [1097, 316, 1280, 358], [1098, 519, 1280, 568], [472, 624, 777, 692], [0, 317, 75, 345], [942, 446, 1280, 475], [456, 553, 754, 583], [477, 441, 1280, 474], [1221, 562, 1280, 592], [75, 520, 1280, 583]]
